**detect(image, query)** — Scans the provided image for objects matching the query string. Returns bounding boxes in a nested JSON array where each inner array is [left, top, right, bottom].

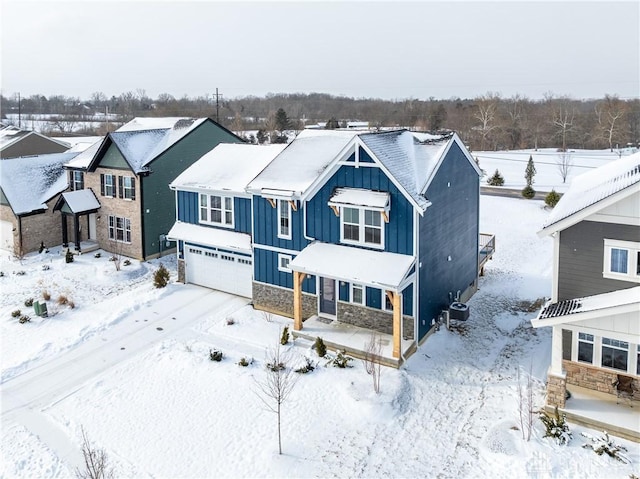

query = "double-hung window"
[[71, 171, 84, 191], [577, 332, 594, 363], [120, 176, 135, 200], [108, 215, 131, 243], [603, 239, 640, 282], [351, 283, 364, 305], [199, 194, 233, 227], [601, 337, 629, 372], [101, 174, 115, 197], [341, 207, 384, 248], [277, 200, 291, 239]]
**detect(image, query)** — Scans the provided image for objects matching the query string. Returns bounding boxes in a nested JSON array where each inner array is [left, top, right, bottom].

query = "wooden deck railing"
[[479, 233, 495, 276]]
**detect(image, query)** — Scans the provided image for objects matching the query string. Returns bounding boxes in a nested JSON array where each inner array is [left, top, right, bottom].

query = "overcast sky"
[[1, 0, 638, 101]]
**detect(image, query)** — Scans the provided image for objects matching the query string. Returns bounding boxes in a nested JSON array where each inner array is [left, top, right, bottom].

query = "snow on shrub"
[[539, 406, 572, 445]]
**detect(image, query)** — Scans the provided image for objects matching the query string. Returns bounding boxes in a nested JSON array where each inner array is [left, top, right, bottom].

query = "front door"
[[319, 277, 336, 317], [88, 214, 97, 240]]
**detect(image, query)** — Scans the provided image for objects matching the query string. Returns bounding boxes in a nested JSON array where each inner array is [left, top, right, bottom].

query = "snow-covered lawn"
[[1, 195, 638, 478]]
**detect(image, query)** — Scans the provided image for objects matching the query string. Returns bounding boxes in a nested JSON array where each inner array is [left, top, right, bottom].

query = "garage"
[[184, 244, 253, 298], [0, 220, 14, 253]]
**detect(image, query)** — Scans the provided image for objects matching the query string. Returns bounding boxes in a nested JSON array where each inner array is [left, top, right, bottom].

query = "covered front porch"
[[292, 315, 416, 368], [54, 190, 100, 252], [290, 241, 416, 366]]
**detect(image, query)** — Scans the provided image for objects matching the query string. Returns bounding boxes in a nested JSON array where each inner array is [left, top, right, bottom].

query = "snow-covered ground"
[[1, 195, 638, 478], [474, 148, 635, 193]]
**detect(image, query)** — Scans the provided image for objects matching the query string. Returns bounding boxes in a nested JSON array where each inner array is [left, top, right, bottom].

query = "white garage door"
[[0, 220, 14, 253], [185, 244, 253, 298]]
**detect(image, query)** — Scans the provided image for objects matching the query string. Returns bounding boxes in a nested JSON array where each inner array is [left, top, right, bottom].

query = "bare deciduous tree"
[[556, 152, 573, 183], [516, 364, 534, 442], [76, 426, 114, 479], [595, 94, 628, 152], [474, 93, 501, 150], [363, 331, 383, 393], [551, 98, 575, 152], [254, 342, 298, 455]]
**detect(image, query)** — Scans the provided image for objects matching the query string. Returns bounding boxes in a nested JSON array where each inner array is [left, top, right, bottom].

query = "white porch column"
[[550, 325, 565, 375]]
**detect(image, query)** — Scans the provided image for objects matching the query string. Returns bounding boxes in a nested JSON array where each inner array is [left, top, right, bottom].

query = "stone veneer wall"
[[177, 258, 185, 283], [338, 302, 414, 340], [253, 282, 317, 319], [546, 372, 567, 408], [564, 360, 639, 399]]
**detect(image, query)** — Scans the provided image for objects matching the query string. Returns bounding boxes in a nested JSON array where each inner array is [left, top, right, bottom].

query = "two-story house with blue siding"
[[246, 129, 481, 363], [168, 144, 286, 297], [532, 153, 640, 423]]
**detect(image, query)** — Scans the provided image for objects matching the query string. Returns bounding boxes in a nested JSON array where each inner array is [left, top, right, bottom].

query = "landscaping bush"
[[65, 249, 74, 263], [487, 169, 505, 186], [314, 337, 327, 358], [332, 350, 353, 368], [153, 264, 170, 288], [15, 270, 26, 276], [521, 185, 536, 199], [24, 298, 34, 307], [545, 189, 561, 208], [280, 325, 290, 345], [42, 265, 50, 271], [94, 252, 102, 258], [539, 406, 572, 445], [123, 259, 131, 266], [294, 357, 315, 374], [209, 349, 223, 362], [581, 432, 629, 464], [266, 360, 285, 372], [57, 294, 69, 305], [11, 310, 21, 318], [238, 357, 252, 367], [38, 241, 46, 254], [42, 290, 51, 301], [19, 315, 31, 324]]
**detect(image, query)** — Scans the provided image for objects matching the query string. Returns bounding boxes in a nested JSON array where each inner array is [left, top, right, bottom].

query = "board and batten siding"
[[305, 159, 413, 255], [176, 190, 251, 234], [252, 196, 308, 251], [253, 247, 316, 294], [141, 121, 242, 258], [418, 141, 480, 339], [558, 220, 640, 301]]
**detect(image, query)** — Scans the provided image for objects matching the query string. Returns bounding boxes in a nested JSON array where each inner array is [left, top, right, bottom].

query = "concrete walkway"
[[1, 284, 249, 472]]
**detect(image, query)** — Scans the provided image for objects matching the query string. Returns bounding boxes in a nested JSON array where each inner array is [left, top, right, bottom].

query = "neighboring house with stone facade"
[[532, 152, 640, 412], [0, 152, 78, 254], [60, 117, 242, 260], [168, 143, 287, 297]]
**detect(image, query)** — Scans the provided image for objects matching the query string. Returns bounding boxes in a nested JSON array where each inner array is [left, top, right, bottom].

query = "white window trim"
[[603, 239, 640, 283], [339, 206, 384, 249], [103, 174, 115, 198], [350, 283, 364, 305], [199, 193, 234, 228], [601, 337, 630, 372], [122, 176, 135, 200], [382, 290, 394, 312], [576, 332, 595, 364], [72, 171, 83, 190], [108, 215, 131, 244], [277, 199, 292, 240], [278, 253, 292, 273]]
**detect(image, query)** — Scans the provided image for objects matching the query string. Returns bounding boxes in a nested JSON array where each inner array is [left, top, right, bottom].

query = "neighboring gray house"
[[532, 153, 640, 417], [0, 124, 70, 159]]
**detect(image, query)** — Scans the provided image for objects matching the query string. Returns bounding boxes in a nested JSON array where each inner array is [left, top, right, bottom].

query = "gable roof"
[[87, 118, 210, 173], [247, 129, 358, 195], [54, 189, 100, 214], [0, 125, 70, 156], [0, 152, 78, 214], [64, 139, 104, 169], [540, 152, 640, 235], [170, 143, 287, 194], [532, 286, 640, 327]]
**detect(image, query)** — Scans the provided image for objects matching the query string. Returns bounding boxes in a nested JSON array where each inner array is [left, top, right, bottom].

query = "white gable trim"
[[538, 182, 640, 237], [421, 133, 482, 193]]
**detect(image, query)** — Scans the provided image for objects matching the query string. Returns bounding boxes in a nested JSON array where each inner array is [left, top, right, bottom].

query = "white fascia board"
[[538, 182, 640, 237], [301, 141, 357, 202], [531, 301, 640, 328], [172, 185, 251, 199]]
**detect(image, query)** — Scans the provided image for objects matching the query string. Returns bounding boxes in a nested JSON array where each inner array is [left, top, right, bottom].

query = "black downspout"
[[61, 214, 68, 247], [73, 214, 80, 251], [17, 215, 23, 256]]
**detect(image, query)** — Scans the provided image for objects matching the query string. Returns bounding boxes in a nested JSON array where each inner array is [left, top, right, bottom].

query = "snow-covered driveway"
[[1, 285, 249, 471]]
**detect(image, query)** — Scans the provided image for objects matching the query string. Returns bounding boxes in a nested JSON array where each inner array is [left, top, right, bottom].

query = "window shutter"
[[131, 178, 136, 200], [100, 174, 105, 196], [79, 173, 84, 190], [69, 171, 75, 191], [118, 176, 123, 198]]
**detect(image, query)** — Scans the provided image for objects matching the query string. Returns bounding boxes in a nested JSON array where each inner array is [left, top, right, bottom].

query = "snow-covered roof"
[[358, 131, 456, 211], [289, 241, 415, 291], [0, 125, 70, 153], [54, 136, 104, 153], [93, 118, 208, 173], [247, 129, 358, 195], [167, 221, 252, 254], [328, 188, 390, 210], [532, 286, 640, 327], [65, 139, 103, 169], [0, 152, 78, 214], [58, 189, 100, 214], [541, 152, 640, 234], [170, 144, 286, 193]]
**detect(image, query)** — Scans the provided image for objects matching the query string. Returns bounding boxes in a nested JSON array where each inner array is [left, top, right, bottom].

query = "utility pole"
[[214, 88, 222, 123], [17, 92, 21, 128]]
